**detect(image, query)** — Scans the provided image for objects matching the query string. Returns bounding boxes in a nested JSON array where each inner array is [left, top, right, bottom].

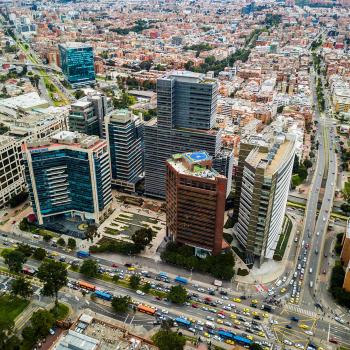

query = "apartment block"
[[105, 109, 144, 192], [166, 151, 227, 256], [235, 134, 296, 265], [23, 131, 112, 226]]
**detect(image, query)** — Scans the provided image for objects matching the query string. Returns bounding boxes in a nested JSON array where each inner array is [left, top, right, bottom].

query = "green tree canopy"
[[11, 277, 33, 299], [142, 282, 151, 294], [67, 238, 77, 250], [111, 295, 131, 313], [80, 259, 99, 278], [57, 237, 65, 246], [37, 260, 68, 305], [131, 227, 153, 248], [16, 243, 33, 257], [152, 329, 186, 350], [32, 247, 46, 261], [129, 275, 141, 289], [4, 250, 27, 273], [167, 285, 187, 304]]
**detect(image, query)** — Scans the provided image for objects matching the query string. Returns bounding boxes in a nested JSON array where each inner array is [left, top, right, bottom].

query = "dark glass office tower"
[[144, 71, 233, 198], [59, 42, 96, 87]]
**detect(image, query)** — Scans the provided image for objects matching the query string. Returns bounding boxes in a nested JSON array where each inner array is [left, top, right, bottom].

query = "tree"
[[11, 277, 33, 299], [167, 285, 187, 304], [37, 260, 68, 305], [85, 224, 98, 242], [4, 250, 27, 273], [74, 89, 85, 99], [152, 329, 186, 350], [32, 247, 46, 261], [0, 319, 16, 350], [142, 282, 151, 294], [16, 243, 33, 257], [43, 234, 52, 242], [57, 237, 65, 246], [30, 309, 55, 339], [250, 343, 263, 350], [80, 259, 99, 278], [293, 154, 300, 174], [67, 238, 76, 250], [129, 275, 141, 289], [131, 228, 153, 248], [303, 158, 313, 169], [111, 295, 131, 313], [112, 274, 120, 283]]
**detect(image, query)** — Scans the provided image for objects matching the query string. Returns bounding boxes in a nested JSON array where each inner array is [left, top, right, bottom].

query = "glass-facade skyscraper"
[[144, 71, 233, 198], [59, 42, 96, 87], [23, 131, 112, 225], [105, 109, 144, 192]]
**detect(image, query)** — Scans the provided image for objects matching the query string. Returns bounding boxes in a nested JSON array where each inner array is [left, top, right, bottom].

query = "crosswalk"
[[285, 303, 318, 318]]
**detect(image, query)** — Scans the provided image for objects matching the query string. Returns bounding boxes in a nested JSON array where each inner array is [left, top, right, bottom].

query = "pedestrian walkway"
[[285, 303, 318, 318]]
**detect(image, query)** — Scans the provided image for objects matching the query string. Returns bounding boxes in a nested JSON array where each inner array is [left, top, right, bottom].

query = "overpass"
[[2, 60, 62, 73]]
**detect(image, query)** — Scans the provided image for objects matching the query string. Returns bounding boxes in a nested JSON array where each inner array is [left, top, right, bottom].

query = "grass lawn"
[[0, 295, 29, 326], [50, 303, 69, 321], [273, 216, 292, 260]]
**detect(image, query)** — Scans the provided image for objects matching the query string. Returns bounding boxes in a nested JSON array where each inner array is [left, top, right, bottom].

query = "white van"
[[309, 268, 313, 273], [33, 234, 40, 239], [275, 280, 282, 287], [309, 281, 313, 288]]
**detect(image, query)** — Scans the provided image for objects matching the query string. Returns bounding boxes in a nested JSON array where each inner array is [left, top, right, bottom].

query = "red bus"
[[137, 304, 156, 316], [78, 281, 96, 291]]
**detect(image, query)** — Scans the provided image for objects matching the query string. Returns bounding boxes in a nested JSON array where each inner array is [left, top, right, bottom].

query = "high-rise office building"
[[105, 109, 144, 192], [59, 42, 96, 87], [144, 71, 233, 198], [235, 134, 296, 265], [23, 131, 112, 226], [166, 151, 227, 256], [0, 136, 25, 208], [69, 93, 113, 137]]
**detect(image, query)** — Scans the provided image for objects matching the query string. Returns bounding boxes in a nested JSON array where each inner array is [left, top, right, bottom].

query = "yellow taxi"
[[128, 267, 136, 271], [217, 319, 224, 324], [230, 313, 237, 319], [233, 298, 241, 303], [252, 311, 259, 316], [51, 252, 58, 256], [243, 308, 250, 313], [258, 331, 265, 337], [299, 324, 309, 330], [280, 288, 287, 293], [204, 332, 210, 338], [189, 318, 195, 323], [234, 320, 241, 325], [226, 339, 234, 345], [262, 313, 269, 318], [247, 335, 254, 341], [251, 299, 259, 304]]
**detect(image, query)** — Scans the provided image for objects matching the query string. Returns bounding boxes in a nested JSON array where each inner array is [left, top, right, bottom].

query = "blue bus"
[[94, 290, 113, 301], [77, 250, 90, 258], [233, 335, 252, 346], [174, 276, 188, 285], [218, 330, 235, 340], [175, 317, 191, 327]]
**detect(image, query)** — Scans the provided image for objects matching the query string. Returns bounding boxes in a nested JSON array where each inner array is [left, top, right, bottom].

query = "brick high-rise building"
[[166, 151, 227, 256]]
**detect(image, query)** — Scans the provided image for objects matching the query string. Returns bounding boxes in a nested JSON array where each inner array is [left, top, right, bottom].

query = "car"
[[283, 339, 293, 346], [285, 325, 292, 329], [224, 321, 232, 327], [316, 231, 320, 236], [234, 320, 241, 325], [206, 316, 214, 321], [247, 335, 254, 340], [136, 290, 145, 296], [49, 328, 55, 335], [188, 327, 196, 334], [233, 298, 241, 303], [329, 338, 338, 344], [290, 279, 294, 285], [217, 319, 224, 324], [335, 317, 345, 324], [280, 288, 287, 293], [112, 263, 118, 267], [223, 305, 232, 311], [221, 295, 229, 300], [295, 343, 304, 349], [204, 332, 211, 338], [230, 313, 237, 319], [299, 324, 309, 329], [258, 331, 265, 337], [251, 299, 259, 304]]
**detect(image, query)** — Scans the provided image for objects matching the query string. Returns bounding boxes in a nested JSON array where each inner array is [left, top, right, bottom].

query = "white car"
[[283, 339, 293, 346], [161, 309, 168, 314], [136, 290, 145, 296], [335, 317, 345, 324], [196, 320, 204, 326], [221, 296, 229, 300], [295, 344, 304, 349], [305, 330, 314, 336]]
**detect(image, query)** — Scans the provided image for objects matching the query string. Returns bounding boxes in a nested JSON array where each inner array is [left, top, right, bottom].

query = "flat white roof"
[[0, 92, 48, 110]]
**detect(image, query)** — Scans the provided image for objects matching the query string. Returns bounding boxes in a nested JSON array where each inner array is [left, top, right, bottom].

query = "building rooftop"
[[164, 70, 216, 85], [59, 42, 93, 49], [0, 92, 49, 111], [54, 330, 99, 350], [168, 151, 220, 180]]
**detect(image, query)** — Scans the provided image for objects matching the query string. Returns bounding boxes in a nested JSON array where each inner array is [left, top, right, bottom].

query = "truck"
[[77, 250, 90, 258], [261, 304, 273, 312], [174, 276, 188, 285]]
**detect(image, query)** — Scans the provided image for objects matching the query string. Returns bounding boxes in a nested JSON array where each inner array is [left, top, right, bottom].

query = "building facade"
[[23, 131, 112, 225], [105, 109, 144, 192], [69, 93, 112, 137], [235, 134, 296, 265], [144, 71, 233, 199], [59, 42, 96, 87], [166, 151, 227, 256], [0, 136, 26, 208]]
